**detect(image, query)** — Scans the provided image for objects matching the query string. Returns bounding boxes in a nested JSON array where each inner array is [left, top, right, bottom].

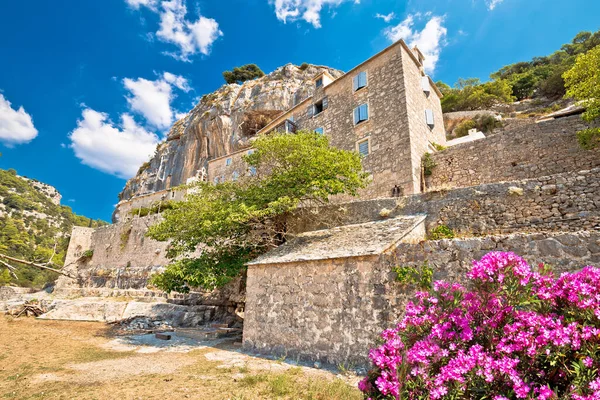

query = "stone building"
[[208, 39, 446, 198]]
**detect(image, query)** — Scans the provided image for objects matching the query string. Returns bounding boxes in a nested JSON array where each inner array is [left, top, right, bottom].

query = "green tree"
[[223, 64, 265, 85], [439, 78, 514, 112], [147, 131, 369, 292], [564, 45, 600, 149]]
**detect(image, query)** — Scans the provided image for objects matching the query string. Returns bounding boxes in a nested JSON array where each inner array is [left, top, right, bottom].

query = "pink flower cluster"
[[359, 252, 600, 400]]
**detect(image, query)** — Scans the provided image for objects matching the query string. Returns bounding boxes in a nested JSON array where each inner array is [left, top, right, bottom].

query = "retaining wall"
[[426, 116, 600, 191]]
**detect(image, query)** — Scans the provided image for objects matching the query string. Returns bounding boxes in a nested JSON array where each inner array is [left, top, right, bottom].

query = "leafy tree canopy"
[[438, 78, 514, 113], [147, 131, 369, 292], [223, 64, 265, 85], [437, 29, 600, 112], [564, 44, 600, 149]]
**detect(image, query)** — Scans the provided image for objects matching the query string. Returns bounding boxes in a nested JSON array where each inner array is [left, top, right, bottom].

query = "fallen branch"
[[0, 253, 77, 279], [15, 301, 46, 318]]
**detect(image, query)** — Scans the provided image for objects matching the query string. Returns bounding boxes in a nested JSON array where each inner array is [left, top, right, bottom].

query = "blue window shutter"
[[360, 104, 369, 121], [322, 97, 328, 110], [359, 72, 367, 88], [353, 107, 359, 124], [307, 105, 314, 117], [315, 127, 324, 135], [353, 75, 359, 91], [358, 140, 369, 156]]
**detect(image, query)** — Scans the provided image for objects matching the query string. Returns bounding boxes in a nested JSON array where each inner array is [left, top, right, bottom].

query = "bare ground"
[[0, 316, 362, 400]]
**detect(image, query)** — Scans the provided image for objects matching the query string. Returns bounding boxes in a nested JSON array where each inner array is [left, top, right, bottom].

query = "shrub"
[[392, 262, 433, 290], [454, 120, 476, 138], [564, 45, 600, 149], [359, 252, 600, 399], [223, 64, 265, 85], [299, 63, 310, 71], [577, 127, 600, 150], [428, 225, 455, 240], [422, 153, 436, 176], [80, 249, 94, 260]]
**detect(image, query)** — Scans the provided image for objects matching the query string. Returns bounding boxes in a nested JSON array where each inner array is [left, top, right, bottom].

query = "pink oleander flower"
[[359, 252, 600, 400]]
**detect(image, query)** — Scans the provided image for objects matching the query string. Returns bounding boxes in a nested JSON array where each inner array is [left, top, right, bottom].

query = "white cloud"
[[271, 0, 360, 28], [375, 12, 395, 23], [69, 109, 159, 179], [162, 71, 191, 92], [130, 0, 223, 61], [384, 14, 447, 74], [486, 0, 504, 10], [0, 94, 38, 147], [125, 0, 158, 10], [123, 72, 189, 130]]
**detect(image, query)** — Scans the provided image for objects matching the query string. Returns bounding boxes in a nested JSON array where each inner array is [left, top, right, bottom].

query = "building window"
[[232, 171, 239, 181], [315, 77, 323, 88], [213, 176, 220, 184], [353, 103, 369, 125], [421, 76, 431, 94], [425, 109, 435, 128], [314, 127, 324, 135], [249, 166, 257, 176], [226, 158, 232, 166], [357, 138, 370, 156], [353, 71, 368, 91], [311, 97, 328, 117]]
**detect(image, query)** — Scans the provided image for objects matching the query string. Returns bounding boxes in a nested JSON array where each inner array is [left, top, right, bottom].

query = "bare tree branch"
[[0, 253, 76, 279], [0, 259, 18, 279]]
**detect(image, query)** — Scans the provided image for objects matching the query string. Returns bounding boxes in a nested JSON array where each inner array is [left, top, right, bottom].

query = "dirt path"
[[0, 316, 362, 399]]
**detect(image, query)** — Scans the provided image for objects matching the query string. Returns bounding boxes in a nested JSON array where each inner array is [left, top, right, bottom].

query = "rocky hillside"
[[0, 168, 107, 288], [118, 64, 344, 202]]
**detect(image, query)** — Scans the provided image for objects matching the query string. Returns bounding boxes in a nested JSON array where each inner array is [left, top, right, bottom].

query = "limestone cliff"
[[118, 64, 344, 204]]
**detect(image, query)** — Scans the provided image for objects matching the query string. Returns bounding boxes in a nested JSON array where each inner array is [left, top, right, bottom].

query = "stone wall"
[[62, 215, 170, 290], [402, 168, 600, 235], [113, 188, 187, 223], [289, 168, 600, 236], [60, 216, 245, 307], [426, 116, 600, 191], [243, 230, 600, 366], [393, 231, 600, 282]]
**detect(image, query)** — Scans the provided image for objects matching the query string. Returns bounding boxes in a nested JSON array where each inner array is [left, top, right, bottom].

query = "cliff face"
[[118, 64, 344, 202]]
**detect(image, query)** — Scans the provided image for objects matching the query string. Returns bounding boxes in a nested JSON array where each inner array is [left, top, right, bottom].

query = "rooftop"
[[248, 215, 426, 265]]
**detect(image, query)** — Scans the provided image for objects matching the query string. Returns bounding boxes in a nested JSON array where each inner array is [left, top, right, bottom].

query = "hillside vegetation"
[[0, 168, 107, 288], [438, 29, 600, 112]]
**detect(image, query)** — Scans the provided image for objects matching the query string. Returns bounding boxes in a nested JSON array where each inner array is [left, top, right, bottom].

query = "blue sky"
[[0, 0, 598, 221]]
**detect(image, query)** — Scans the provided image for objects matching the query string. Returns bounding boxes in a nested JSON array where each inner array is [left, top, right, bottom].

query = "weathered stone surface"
[[426, 115, 600, 191], [249, 216, 425, 265], [289, 168, 600, 236]]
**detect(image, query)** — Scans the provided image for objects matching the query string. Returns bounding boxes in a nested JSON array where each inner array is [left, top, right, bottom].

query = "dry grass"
[[0, 316, 362, 400]]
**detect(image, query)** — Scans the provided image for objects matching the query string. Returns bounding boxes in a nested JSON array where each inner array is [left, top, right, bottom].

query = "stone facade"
[[207, 148, 254, 184], [113, 188, 187, 223], [208, 39, 446, 198], [426, 116, 600, 191], [243, 230, 599, 366]]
